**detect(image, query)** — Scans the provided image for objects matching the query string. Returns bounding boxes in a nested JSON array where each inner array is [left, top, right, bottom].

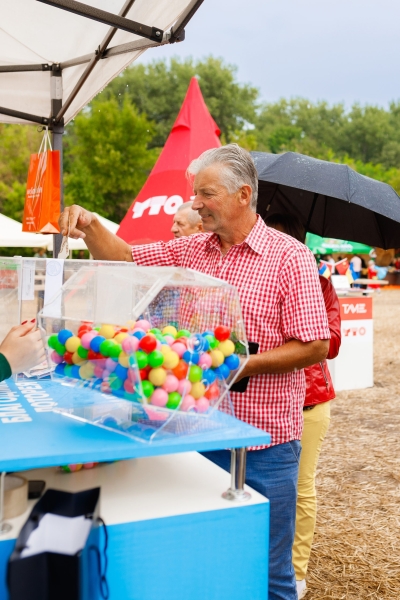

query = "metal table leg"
[[0, 472, 11, 535], [222, 448, 251, 502]]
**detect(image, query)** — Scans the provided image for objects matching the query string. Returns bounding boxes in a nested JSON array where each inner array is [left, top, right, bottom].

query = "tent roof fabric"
[[0, 0, 198, 125]]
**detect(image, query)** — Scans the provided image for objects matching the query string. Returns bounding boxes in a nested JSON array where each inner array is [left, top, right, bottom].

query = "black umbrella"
[[252, 151, 400, 249]]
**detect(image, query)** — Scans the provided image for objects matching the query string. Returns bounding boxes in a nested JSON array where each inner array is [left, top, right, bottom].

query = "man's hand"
[[59, 205, 94, 239], [0, 322, 46, 374]]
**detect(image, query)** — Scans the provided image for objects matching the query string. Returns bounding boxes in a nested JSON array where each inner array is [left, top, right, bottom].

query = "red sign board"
[[339, 297, 372, 321]]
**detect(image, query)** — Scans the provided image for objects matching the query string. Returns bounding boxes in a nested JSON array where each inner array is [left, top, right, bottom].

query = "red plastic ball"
[[88, 350, 101, 361], [78, 325, 92, 338], [64, 351, 74, 365], [138, 368, 149, 380], [139, 335, 157, 353], [214, 326, 230, 342], [205, 382, 220, 400]]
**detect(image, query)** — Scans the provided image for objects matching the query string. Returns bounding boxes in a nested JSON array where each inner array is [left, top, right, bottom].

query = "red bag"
[[22, 129, 61, 234]]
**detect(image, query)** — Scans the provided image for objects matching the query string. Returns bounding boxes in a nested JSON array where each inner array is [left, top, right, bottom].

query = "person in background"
[[350, 254, 362, 281], [266, 213, 341, 600], [0, 322, 46, 382], [34, 247, 47, 259], [77, 250, 87, 259], [171, 201, 203, 238]]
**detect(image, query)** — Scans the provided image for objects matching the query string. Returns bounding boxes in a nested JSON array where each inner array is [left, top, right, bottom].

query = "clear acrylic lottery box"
[[38, 265, 249, 442]]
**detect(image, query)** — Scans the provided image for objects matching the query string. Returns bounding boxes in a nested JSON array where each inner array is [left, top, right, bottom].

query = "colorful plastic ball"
[[114, 364, 128, 380], [90, 335, 106, 353], [58, 329, 73, 346], [183, 351, 200, 365], [188, 365, 203, 383], [196, 397, 210, 413], [136, 319, 151, 332], [224, 354, 240, 371], [93, 365, 104, 379], [109, 375, 123, 390], [205, 382, 219, 400], [61, 464, 82, 473], [99, 339, 116, 357], [150, 388, 168, 407], [77, 346, 89, 360], [160, 345, 172, 356], [214, 326, 230, 342], [201, 337, 210, 351], [83, 463, 98, 470], [53, 340, 66, 356], [218, 340, 235, 357], [64, 351, 74, 365], [98, 324, 115, 339], [147, 350, 163, 368], [163, 335, 175, 346], [175, 337, 188, 347], [71, 365, 81, 379], [48, 334, 58, 350], [162, 374, 179, 393], [172, 360, 189, 380], [148, 367, 167, 387], [78, 325, 92, 338], [54, 363, 65, 376], [137, 368, 149, 381], [108, 343, 122, 360], [51, 351, 64, 365], [162, 325, 177, 338], [214, 364, 230, 380], [114, 332, 128, 344], [162, 351, 180, 370], [132, 329, 146, 340], [102, 370, 111, 381], [177, 379, 192, 396], [64, 336, 80, 353], [88, 350, 100, 361], [118, 352, 130, 368], [104, 358, 116, 373], [210, 349, 224, 368], [198, 353, 212, 370], [139, 335, 157, 353], [176, 329, 191, 338], [188, 333, 206, 352], [141, 380, 155, 398], [149, 328, 162, 336], [170, 342, 186, 358], [81, 362, 95, 379], [180, 394, 196, 412], [135, 351, 148, 369], [166, 392, 181, 410], [72, 351, 85, 365], [80, 331, 96, 350], [124, 379, 134, 394], [205, 335, 218, 350], [122, 336, 139, 354], [64, 365, 73, 377], [202, 369, 217, 385], [191, 382, 206, 399]]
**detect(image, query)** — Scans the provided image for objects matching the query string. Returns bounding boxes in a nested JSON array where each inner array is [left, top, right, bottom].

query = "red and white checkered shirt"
[[132, 216, 330, 447]]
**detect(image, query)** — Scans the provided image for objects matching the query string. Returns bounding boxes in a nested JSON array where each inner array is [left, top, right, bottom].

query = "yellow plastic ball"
[[72, 352, 86, 365], [65, 336, 81, 353], [98, 324, 115, 339], [191, 382, 206, 399], [218, 340, 235, 357], [114, 332, 128, 344], [79, 363, 95, 380], [162, 351, 180, 369], [148, 368, 167, 387], [160, 345, 172, 356], [118, 351, 130, 367], [162, 326, 177, 338], [210, 349, 224, 368]]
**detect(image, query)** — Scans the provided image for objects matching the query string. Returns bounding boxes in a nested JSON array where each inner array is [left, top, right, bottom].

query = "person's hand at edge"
[[0, 322, 46, 374], [59, 205, 95, 239]]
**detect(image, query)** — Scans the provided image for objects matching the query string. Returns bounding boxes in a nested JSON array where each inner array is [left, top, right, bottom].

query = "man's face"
[[171, 209, 202, 238], [192, 165, 241, 234]]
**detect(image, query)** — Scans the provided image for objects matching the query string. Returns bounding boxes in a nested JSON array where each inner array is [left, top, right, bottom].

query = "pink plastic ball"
[[180, 394, 196, 412], [162, 374, 179, 393], [135, 319, 151, 332], [83, 463, 97, 469], [51, 351, 64, 364], [105, 358, 117, 372], [177, 379, 192, 396], [171, 342, 187, 358], [196, 397, 210, 413], [81, 331, 97, 350], [155, 340, 162, 351], [198, 353, 212, 370], [93, 365, 104, 379], [150, 388, 168, 407], [164, 335, 175, 346], [102, 369, 111, 380], [122, 336, 139, 354], [124, 379, 134, 394]]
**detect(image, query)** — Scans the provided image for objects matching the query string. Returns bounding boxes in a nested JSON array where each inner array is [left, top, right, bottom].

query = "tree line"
[[1, 56, 400, 225]]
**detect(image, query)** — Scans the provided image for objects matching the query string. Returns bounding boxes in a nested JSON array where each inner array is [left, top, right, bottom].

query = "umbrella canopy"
[[117, 77, 221, 244], [305, 233, 372, 255], [252, 151, 400, 250], [0, 0, 203, 126]]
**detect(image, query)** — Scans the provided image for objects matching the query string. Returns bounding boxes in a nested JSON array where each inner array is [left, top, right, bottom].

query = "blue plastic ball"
[[71, 365, 81, 379], [183, 350, 200, 364], [132, 330, 146, 340], [54, 363, 65, 376], [202, 369, 217, 384], [224, 354, 240, 371], [58, 329, 73, 346], [214, 364, 231, 380], [201, 337, 210, 351], [202, 330, 214, 338], [114, 364, 128, 380], [90, 335, 106, 353]]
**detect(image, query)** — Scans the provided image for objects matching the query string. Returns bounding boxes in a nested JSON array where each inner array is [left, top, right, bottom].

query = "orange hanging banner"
[[22, 129, 61, 234]]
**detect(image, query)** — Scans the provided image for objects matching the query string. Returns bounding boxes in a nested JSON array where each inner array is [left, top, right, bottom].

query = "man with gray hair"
[[59, 144, 330, 600], [171, 201, 203, 238]]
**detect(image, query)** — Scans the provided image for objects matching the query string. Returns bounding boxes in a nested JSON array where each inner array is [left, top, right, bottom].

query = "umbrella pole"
[[305, 192, 318, 233], [51, 66, 64, 258]]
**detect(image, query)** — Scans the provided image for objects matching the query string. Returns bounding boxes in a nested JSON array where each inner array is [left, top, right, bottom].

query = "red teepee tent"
[[117, 77, 221, 244]]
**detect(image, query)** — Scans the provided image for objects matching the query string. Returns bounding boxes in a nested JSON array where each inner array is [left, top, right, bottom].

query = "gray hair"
[[187, 144, 258, 211], [176, 201, 202, 226]]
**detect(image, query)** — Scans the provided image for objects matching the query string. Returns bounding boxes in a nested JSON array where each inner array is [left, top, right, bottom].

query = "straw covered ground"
[[306, 289, 400, 599]]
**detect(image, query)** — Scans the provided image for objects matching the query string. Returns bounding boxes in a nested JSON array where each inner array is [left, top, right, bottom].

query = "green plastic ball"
[[177, 329, 191, 338], [99, 339, 116, 357], [77, 346, 89, 359], [205, 335, 219, 349], [166, 391, 181, 409], [109, 375, 123, 390], [188, 365, 203, 383], [53, 341, 66, 356], [48, 334, 58, 350], [141, 380, 155, 398], [135, 351, 148, 369], [108, 343, 122, 359], [64, 365, 73, 377], [149, 328, 162, 335], [148, 350, 164, 368]]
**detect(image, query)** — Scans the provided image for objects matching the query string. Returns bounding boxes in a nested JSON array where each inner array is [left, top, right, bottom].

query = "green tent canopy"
[[306, 233, 372, 255]]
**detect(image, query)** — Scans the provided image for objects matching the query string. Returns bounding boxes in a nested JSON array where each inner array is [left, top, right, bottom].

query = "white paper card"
[[21, 513, 92, 558], [42, 259, 64, 317], [21, 259, 36, 301]]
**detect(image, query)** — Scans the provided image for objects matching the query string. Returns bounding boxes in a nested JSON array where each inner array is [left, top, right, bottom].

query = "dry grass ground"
[[306, 289, 400, 599]]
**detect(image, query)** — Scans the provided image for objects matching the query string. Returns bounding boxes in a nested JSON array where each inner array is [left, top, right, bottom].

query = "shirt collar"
[[205, 215, 268, 255]]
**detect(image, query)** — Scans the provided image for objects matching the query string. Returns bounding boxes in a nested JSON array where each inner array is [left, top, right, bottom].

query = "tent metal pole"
[[51, 67, 64, 258], [0, 64, 50, 73], [0, 106, 49, 125], [169, 0, 205, 42]]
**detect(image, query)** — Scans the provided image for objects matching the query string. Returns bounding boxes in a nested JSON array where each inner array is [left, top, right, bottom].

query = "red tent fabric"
[[117, 77, 221, 244]]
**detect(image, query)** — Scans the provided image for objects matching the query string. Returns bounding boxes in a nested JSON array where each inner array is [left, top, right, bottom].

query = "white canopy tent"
[[0, 0, 204, 254]]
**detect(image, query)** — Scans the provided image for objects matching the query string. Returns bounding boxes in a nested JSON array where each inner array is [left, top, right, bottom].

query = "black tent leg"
[[51, 66, 64, 258]]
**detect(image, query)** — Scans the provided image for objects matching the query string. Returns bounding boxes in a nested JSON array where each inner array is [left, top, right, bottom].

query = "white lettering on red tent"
[[132, 195, 184, 219]]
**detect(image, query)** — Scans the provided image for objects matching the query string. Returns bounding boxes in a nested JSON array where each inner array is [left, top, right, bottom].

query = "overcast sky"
[[138, 0, 399, 109]]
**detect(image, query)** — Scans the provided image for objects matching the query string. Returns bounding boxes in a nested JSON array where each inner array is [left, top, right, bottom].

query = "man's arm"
[[239, 338, 329, 378], [59, 205, 133, 261]]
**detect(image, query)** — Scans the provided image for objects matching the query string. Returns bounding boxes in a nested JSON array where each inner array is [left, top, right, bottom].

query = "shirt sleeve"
[[280, 245, 331, 343], [131, 236, 191, 267], [0, 353, 12, 382]]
